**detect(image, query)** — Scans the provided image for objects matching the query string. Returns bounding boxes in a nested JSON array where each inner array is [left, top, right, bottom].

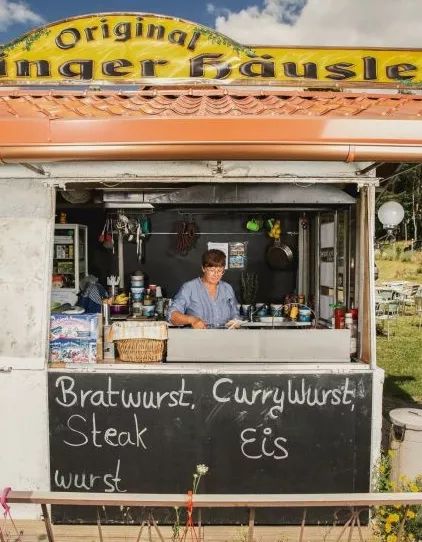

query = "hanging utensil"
[[98, 220, 106, 243], [136, 219, 143, 261], [266, 238, 294, 270], [103, 218, 114, 250]]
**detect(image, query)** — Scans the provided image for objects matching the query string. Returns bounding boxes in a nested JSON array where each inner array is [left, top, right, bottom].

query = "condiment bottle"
[[155, 286, 164, 319], [345, 311, 358, 356], [290, 304, 299, 321], [143, 289, 153, 306], [345, 312, 353, 329], [334, 306, 346, 329]]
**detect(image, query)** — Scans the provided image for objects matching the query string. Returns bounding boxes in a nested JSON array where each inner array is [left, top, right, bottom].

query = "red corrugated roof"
[[0, 88, 421, 119]]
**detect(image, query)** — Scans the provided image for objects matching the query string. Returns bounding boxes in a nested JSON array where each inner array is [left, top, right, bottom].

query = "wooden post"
[[346, 509, 356, 542], [298, 508, 307, 542], [396, 505, 409, 542], [150, 511, 166, 542], [197, 508, 203, 542], [41, 504, 55, 542], [96, 507, 104, 542], [135, 521, 146, 542], [247, 508, 255, 542], [355, 510, 366, 542]]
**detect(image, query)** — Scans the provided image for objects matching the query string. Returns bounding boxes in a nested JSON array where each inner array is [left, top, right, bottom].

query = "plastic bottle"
[[345, 311, 358, 356], [155, 286, 164, 320], [143, 289, 153, 306], [334, 306, 346, 329]]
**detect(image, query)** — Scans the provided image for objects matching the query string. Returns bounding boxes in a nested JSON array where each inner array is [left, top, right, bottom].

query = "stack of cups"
[[131, 273, 145, 315]]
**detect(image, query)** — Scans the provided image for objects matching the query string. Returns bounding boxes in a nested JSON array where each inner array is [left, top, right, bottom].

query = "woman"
[[168, 249, 240, 329]]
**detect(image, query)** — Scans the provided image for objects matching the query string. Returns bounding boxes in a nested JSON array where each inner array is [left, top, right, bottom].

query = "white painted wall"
[[0, 179, 54, 518]]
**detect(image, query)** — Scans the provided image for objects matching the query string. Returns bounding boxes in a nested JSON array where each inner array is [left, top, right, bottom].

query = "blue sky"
[[0, 0, 421, 47], [0, 0, 259, 43]]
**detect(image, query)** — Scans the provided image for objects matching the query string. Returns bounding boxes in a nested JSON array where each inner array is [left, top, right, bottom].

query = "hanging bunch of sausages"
[[175, 218, 199, 255]]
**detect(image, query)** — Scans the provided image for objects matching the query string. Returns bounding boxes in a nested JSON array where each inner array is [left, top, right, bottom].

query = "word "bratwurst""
[[54, 376, 194, 409]]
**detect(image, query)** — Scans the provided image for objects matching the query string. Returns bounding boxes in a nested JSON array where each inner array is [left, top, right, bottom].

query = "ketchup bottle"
[[334, 306, 346, 329]]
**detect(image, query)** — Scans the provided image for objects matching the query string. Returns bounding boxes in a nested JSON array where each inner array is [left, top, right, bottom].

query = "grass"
[[375, 243, 421, 402], [376, 244, 422, 283], [377, 315, 422, 402]]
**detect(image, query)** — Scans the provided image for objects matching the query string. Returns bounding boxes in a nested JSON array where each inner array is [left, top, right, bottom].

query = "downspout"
[[367, 184, 377, 369]]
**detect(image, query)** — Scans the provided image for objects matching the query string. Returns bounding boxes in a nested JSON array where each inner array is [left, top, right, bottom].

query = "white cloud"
[[0, 0, 44, 32], [213, 0, 422, 47]]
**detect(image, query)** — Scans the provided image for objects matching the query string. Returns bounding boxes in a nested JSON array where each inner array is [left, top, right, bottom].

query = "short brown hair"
[[202, 249, 226, 268]]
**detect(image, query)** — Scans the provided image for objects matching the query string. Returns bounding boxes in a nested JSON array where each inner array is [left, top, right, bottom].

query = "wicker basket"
[[116, 338, 166, 363]]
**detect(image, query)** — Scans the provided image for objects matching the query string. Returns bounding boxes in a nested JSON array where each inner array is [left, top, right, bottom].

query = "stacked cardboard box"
[[49, 314, 101, 364]]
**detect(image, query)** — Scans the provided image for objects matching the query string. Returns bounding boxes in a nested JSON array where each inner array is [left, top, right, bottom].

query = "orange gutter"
[[2, 143, 422, 162], [1, 117, 422, 162]]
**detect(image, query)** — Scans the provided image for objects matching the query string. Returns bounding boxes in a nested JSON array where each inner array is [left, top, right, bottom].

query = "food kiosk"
[[2, 11, 420, 523]]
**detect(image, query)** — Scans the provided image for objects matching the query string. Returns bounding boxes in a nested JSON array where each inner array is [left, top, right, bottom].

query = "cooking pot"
[[266, 239, 294, 270]]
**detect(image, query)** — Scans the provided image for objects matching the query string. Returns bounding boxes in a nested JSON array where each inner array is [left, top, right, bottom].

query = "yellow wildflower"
[[394, 504, 402, 510], [380, 465, 386, 474], [384, 522, 392, 533], [406, 510, 416, 519], [410, 483, 419, 492], [386, 534, 397, 542], [387, 513, 400, 524]]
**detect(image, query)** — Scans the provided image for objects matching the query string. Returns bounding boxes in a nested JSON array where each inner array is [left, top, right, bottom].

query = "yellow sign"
[[1, 13, 422, 86]]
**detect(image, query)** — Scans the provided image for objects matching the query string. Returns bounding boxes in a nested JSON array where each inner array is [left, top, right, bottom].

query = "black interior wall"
[[63, 207, 300, 303]]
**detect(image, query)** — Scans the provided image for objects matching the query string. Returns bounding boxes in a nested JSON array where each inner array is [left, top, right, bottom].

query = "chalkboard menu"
[[48, 371, 372, 524]]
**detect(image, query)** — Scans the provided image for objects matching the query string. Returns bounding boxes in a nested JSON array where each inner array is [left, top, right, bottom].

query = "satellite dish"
[[60, 189, 91, 204]]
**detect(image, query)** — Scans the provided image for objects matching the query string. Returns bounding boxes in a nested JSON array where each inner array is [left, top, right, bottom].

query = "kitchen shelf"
[[52, 224, 88, 300]]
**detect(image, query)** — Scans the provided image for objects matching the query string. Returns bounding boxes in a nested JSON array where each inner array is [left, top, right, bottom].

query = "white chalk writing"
[[64, 413, 148, 449], [240, 427, 288, 460], [54, 459, 126, 492], [55, 376, 193, 409], [212, 377, 356, 419]]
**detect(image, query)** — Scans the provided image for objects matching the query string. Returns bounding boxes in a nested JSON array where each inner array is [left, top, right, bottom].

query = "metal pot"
[[266, 239, 294, 270]]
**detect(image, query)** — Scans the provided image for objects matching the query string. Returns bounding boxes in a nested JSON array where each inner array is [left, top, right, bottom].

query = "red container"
[[350, 307, 359, 321], [334, 307, 346, 329]]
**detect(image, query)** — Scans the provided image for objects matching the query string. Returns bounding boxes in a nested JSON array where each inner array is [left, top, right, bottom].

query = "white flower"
[[196, 464, 209, 475]]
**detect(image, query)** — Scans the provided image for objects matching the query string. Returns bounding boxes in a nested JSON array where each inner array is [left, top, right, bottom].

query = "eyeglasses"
[[205, 267, 225, 275]]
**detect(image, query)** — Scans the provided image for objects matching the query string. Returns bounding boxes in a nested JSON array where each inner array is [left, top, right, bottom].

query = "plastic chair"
[[376, 300, 400, 340], [415, 291, 422, 330], [402, 284, 421, 314]]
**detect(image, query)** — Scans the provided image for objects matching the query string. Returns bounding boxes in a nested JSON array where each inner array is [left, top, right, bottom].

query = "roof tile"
[[0, 87, 421, 121]]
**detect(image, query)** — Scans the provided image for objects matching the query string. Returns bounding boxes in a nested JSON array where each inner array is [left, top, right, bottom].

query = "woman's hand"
[[190, 317, 207, 329], [225, 319, 242, 329]]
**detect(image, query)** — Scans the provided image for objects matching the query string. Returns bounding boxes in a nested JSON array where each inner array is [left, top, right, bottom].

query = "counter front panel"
[[48, 370, 372, 524]]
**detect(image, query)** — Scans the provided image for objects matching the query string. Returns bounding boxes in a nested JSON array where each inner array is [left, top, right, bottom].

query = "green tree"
[[376, 164, 422, 243]]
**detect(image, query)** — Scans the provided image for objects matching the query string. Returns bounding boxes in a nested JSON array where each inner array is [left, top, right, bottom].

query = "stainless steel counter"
[[166, 328, 351, 363], [237, 321, 311, 328]]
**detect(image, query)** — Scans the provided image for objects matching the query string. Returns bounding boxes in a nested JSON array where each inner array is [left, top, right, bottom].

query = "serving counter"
[[47, 352, 382, 525], [166, 328, 351, 363]]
